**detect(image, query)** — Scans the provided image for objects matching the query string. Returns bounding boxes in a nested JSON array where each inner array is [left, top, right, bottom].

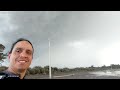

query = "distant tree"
[[62, 67, 70, 72], [44, 66, 49, 74], [51, 67, 59, 74], [91, 65, 94, 68], [0, 44, 7, 66], [32, 66, 44, 74], [0, 66, 8, 72]]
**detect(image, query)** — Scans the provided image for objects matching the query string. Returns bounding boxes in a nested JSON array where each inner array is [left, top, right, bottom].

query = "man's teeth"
[[19, 61, 26, 63]]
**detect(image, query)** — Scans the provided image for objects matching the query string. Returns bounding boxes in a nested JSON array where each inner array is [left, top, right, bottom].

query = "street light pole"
[[48, 38, 52, 79]]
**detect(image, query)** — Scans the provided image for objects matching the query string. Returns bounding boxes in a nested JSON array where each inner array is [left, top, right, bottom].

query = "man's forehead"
[[14, 41, 33, 51]]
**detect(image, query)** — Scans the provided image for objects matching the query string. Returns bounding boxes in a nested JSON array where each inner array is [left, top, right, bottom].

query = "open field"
[[25, 70, 120, 79]]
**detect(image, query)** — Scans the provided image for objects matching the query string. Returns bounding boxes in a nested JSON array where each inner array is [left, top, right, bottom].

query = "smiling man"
[[0, 38, 34, 79]]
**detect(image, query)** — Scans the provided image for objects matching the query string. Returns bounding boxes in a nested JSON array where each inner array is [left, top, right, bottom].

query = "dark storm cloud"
[[1, 11, 120, 68]]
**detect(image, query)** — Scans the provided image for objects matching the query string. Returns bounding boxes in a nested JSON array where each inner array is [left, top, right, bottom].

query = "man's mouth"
[[18, 60, 28, 63], [19, 61, 26, 63]]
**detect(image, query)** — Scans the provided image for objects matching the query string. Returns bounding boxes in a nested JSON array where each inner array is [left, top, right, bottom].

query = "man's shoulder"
[[0, 71, 20, 79], [0, 71, 8, 79]]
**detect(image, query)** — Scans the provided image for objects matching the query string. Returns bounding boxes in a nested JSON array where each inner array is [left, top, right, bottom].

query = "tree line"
[[0, 64, 120, 75]]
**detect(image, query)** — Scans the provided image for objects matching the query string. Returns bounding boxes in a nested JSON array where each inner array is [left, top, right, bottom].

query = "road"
[[25, 70, 120, 79]]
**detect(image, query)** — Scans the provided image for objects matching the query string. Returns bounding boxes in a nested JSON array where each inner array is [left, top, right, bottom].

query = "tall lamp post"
[[48, 38, 52, 79]]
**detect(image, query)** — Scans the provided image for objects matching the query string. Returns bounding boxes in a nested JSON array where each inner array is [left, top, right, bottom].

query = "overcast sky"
[[1, 11, 120, 68]]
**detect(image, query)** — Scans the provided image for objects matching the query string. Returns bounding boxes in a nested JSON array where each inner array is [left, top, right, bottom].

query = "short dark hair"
[[9, 38, 34, 54]]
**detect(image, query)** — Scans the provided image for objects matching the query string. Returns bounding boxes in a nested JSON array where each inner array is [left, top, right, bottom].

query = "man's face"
[[9, 41, 33, 71]]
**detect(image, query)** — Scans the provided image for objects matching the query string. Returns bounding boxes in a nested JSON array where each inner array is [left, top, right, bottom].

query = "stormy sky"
[[1, 11, 120, 68]]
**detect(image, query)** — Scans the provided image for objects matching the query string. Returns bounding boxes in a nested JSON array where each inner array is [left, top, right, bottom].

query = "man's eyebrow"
[[15, 47, 22, 50], [26, 49, 32, 52], [15, 48, 32, 51]]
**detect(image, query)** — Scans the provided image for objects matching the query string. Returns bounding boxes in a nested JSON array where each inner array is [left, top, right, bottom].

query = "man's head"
[[8, 38, 34, 73]]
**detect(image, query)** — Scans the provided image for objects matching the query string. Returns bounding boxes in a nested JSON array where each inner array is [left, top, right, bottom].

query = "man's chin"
[[17, 67, 27, 72]]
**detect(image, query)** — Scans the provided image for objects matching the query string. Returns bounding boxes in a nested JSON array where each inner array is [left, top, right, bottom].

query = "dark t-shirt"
[[0, 70, 21, 79]]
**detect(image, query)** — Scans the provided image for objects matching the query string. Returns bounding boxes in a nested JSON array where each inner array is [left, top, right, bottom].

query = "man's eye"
[[16, 50, 21, 53], [27, 51, 32, 55], [16, 50, 19, 52]]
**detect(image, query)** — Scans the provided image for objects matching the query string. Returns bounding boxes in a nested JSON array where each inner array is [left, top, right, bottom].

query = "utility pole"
[[48, 38, 52, 79]]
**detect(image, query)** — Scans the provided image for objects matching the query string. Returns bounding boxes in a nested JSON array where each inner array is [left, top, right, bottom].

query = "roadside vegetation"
[[0, 64, 120, 76]]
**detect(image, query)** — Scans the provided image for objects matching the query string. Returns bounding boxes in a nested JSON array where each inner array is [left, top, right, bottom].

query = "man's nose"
[[20, 51, 28, 58]]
